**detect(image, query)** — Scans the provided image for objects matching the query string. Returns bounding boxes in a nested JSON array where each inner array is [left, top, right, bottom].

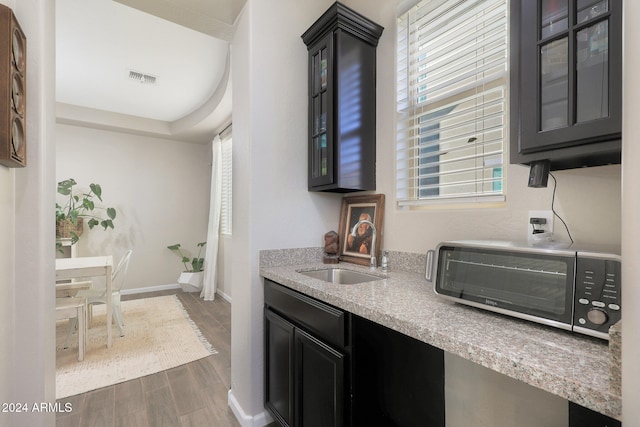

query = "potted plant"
[[56, 178, 117, 247], [167, 241, 207, 292]]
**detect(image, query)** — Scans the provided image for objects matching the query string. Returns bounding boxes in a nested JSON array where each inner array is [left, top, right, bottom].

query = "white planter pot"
[[178, 271, 203, 293]]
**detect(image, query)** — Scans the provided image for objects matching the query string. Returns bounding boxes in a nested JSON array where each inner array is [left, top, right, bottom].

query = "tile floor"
[[55, 289, 241, 427]]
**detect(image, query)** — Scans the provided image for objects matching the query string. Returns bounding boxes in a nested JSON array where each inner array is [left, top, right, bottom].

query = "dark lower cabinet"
[[351, 315, 445, 427], [265, 309, 346, 427], [264, 279, 447, 427], [295, 329, 345, 427], [264, 279, 348, 427], [569, 402, 621, 427], [264, 309, 295, 427]]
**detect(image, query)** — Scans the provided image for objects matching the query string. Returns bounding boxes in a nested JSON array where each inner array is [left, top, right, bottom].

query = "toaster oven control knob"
[[587, 309, 608, 325]]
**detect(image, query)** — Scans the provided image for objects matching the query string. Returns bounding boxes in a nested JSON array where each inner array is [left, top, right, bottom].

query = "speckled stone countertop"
[[259, 248, 622, 420]]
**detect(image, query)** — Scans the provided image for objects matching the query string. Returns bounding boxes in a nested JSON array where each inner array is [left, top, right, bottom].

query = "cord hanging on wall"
[[549, 173, 574, 244]]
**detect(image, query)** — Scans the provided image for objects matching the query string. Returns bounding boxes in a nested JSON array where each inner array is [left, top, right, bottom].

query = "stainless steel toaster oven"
[[426, 241, 621, 340]]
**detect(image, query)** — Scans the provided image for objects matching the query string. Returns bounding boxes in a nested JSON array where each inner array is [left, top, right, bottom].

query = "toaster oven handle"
[[425, 250, 435, 282]]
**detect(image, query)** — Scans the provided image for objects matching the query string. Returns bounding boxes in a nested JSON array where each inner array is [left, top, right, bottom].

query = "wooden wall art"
[[0, 4, 27, 168]]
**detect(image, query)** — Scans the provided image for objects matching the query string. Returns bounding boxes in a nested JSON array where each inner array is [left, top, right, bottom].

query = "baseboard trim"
[[218, 289, 232, 303], [121, 284, 232, 303], [121, 284, 180, 295], [228, 389, 273, 427]]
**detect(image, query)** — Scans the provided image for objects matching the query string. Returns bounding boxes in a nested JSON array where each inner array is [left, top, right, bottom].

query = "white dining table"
[[55, 255, 114, 348]]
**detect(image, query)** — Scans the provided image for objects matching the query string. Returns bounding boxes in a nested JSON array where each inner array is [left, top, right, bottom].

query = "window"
[[396, 0, 508, 206], [220, 132, 232, 235]]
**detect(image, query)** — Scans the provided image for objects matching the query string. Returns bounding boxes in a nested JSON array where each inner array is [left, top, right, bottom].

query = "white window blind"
[[396, 0, 508, 206], [220, 135, 232, 235]]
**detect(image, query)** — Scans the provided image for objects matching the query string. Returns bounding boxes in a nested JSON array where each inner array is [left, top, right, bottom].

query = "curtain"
[[201, 136, 222, 300]]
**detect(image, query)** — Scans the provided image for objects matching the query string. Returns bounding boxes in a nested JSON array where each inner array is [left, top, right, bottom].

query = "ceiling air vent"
[[128, 70, 157, 85]]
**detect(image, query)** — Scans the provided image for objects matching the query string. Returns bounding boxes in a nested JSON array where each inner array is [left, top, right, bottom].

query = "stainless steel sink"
[[298, 268, 382, 284]]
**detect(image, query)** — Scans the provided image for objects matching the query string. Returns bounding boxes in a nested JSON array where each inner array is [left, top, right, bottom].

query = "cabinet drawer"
[[264, 279, 346, 348]]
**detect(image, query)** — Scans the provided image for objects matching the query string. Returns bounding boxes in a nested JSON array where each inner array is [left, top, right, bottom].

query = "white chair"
[[56, 297, 86, 361], [67, 250, 132, 340]]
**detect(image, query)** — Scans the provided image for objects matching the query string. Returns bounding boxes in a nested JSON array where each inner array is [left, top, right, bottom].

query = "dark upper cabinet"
[[302, 2, 383, 192], [510, 0, 622, 170]]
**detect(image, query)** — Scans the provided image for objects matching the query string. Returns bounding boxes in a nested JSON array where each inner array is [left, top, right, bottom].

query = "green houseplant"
[[56, 178, 117, 245], [167, 242, 207, 292], [167, 241, 207, 272]]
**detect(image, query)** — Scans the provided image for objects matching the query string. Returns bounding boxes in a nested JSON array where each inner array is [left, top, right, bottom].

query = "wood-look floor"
[[55, 289, 241, 427]]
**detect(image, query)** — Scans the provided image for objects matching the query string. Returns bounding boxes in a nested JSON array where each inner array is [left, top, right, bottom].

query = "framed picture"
[[338, 194, 385, 266]]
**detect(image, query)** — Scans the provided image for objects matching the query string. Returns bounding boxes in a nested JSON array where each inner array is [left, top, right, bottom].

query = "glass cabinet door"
[[538, 0, 613, 132], [541, 0, 568, 38], [309, 36, 333, 187], [575, 0, 609, 123], [539, 0, 570, 132], [540, 37, 569, 131]]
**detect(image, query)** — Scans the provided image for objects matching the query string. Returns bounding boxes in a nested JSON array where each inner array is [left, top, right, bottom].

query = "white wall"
[[230, 0, 625, 426], [0, 146, 15, 425], [0, 8, 15, 398], [622, 1, 640, 423], [0, 1, 57, 426], [229, 0, 342, 423], [217, 235, 232, 300], [56, 124, 211, 291]]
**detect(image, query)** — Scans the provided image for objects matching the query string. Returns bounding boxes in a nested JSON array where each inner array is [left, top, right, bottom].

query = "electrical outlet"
[[527, 210, 554, 243]]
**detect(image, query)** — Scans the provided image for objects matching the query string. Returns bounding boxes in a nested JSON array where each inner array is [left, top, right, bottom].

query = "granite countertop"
[[259, 248, 622, 420]]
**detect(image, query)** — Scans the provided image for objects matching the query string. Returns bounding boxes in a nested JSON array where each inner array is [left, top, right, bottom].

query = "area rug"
[[56, 295, 217, 399]]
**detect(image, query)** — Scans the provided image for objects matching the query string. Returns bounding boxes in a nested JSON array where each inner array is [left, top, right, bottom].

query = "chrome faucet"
[[350, 219, 377, 269]]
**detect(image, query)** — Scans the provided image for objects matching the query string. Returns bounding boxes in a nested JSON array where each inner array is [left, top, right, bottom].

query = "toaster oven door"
[[434, 245, 575, 327]]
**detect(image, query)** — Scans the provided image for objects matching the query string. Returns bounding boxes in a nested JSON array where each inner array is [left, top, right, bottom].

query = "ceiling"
[[56, 0, 246, 142]]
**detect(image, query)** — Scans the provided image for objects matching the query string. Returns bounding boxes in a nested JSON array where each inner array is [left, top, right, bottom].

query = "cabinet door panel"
[[540, 37, 569, 131], [265, 309, 295, 427], [541, 0, 568, 38], [576, 19, 609, 123], [308, 34, 334, 188], [295, 329, 345, 427]]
